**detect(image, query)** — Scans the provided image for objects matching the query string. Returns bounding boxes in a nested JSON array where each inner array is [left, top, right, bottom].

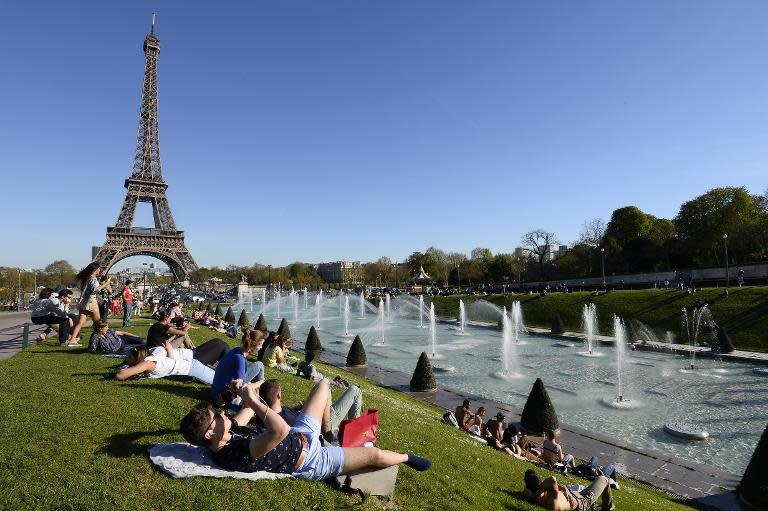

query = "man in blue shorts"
[[180, 379, 432, 480]]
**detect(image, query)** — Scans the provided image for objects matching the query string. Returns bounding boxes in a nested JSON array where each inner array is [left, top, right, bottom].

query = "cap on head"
[[496, 412, 506, 421]]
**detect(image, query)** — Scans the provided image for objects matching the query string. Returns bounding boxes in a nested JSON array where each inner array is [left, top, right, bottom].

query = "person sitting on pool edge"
[[180, 379, 432, 480], [523, 468, 614, 511]]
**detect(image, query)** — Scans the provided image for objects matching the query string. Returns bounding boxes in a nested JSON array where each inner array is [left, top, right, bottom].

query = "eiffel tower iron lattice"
[[93, 19, 197, 281]]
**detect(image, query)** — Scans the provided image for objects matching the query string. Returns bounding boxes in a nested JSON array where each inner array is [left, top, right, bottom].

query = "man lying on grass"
[[180, 379, 432, 480], [524, 468, 614, 511]]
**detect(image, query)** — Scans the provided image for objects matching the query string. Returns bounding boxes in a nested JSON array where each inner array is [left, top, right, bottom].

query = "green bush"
[[224, 307, 236, 323], [237, 310, 250, 328], [346, 335, 367, 367], [551, 315, 566, 334], [520, 378, 560, 434], [255, 313, 268, 333], [277, 318, 292, 340], [716, 326, 734, 354], [197, 301, 205, 311], [305, 326, 323, 352], [214, 303, 224, 317], [206, 302, 213, 313], [410, 352, 437, 392], [739, 421, 768, 509]]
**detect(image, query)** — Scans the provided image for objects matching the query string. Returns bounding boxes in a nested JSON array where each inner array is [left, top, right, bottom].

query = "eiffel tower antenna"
[[93, 21, 198, 281]]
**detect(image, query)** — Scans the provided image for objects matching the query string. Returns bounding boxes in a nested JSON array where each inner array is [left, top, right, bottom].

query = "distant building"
[[316, 261, 364, 284], [514, 247, 525, 258], [543, 244, 557, 262]]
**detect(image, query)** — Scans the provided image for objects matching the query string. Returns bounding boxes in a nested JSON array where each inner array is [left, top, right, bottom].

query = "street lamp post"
[[600, 248, 606, 287], [723, 234, 729, 287], [456, 264, 460, 294]]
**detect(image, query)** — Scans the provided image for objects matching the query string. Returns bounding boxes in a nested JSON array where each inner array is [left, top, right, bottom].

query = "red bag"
[[338, 409, 379, 447]]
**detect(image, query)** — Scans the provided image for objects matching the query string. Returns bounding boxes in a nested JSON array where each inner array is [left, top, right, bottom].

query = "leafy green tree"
[[551, 315, 566, 334], [224, 307, 236, 323], [277, 318, 292, 340], [520, 378, 560, 434], [603, 206, 674, 273], [237, 310, 250, 328], [488, 253, 516, 284], [409, 352, 437, 392], [197, 301, 206, 311], [43, 260, 76, 290], [405, 251, 438, 282], [254, 313, 268, 332], [346, 335, 367, 367], [305, 326, 323, 352]]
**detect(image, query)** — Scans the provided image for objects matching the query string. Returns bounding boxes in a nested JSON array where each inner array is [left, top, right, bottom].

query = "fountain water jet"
[[419, 295, 425, 328], [681, 306, 714, 371], [577, 303, 602, 357], [293, 291, 299, 323], [493, 306, 521, 380], [316, 292, 322, 328], [386, 294, 391, 322], [376, 299, 385, 345], [458, 299, 466, 334], [600, 316, 642, 409], [343, 296, 351, 337], [248, 289, 253, 313], [304, 288, 308, 309], [359, 291, 366, 319], [429, 302, 454, 372], [510, 301, 526, 344], [261, 289, 267, 314]]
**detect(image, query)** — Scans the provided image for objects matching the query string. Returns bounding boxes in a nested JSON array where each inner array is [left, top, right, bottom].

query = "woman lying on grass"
[[116, 338, 229, 384], [180, 379, 433, 481]]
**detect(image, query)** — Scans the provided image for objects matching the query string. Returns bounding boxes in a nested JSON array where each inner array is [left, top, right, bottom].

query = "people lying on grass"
[[570, 457, 619, 490], [70, 262, 112, 344], [87, 320, 146, 354], [503, 424, 542, 462], [147, 310, 195, 349], [541, 430, 575, 469], [116, 338, 229, 383], [265, 335, 293, 372], [296, 350, 349, 388], [258, 378, 363, 443], [465, 406, 486, 435], [30, 287, 74, 344], [523, 468, 614, 511], [211, 329, 266, 408], [180, 379, 432, 480], [455, 399, 478, 430]]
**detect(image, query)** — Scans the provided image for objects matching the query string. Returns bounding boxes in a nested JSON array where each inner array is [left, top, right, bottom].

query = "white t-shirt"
[[145, 346, 194, 378]]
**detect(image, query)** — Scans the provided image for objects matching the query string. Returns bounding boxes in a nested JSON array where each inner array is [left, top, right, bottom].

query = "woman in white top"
[[116, 338, 229, 384], [71, 262, 112, 343]]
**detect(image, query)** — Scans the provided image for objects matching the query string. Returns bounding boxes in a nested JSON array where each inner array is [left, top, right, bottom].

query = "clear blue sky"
[[2, 1, 767, 270]]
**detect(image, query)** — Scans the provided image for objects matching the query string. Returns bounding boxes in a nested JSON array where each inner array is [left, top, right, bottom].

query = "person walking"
[[122, 280, 135, 327], [70, 263, 111, 343]]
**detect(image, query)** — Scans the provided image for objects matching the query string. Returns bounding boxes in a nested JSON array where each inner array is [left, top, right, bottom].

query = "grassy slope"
[[430, 286, 768, 352], [0, 318, 699, 511]]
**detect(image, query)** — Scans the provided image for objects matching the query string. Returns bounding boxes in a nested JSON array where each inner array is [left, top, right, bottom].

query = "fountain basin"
[[433, 365, 456, 373], [752, 367, 768, 376], [576, 351, 603, 357], [599, 397, 643, 410], [663, 422, 709, 441]]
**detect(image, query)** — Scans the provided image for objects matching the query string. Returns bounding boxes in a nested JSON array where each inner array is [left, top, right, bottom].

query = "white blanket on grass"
[[149, 442, 293, 481]]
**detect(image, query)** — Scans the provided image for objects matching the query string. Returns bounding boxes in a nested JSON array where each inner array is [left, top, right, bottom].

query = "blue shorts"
[[291, 413, 345, 480]]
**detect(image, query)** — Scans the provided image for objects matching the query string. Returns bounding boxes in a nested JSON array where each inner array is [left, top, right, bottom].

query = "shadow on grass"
[[98, 428, 178, 458], [128, 381, 212, 401], [501, 489, 532, 510]]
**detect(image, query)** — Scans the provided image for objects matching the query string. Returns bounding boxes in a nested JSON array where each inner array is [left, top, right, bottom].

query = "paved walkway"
[[0, 312, 47, 360]]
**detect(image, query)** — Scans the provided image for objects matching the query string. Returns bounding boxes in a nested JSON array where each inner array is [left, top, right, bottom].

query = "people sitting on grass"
[[541, 430, 575, 470], [259, 378, 363, 442], [523, 468, 614, 511], [180, 379, 432, 480], [211, 329, 266, 408], [30, 288, 75, 345], [87, 320, 146, 355], [147, 310, 195, 349], [257, 331, 278, 362], [116, 338, 229, 384], [265, 335, 293, 372], [455, 399, 475, 429], [70, 262, 112, 343], [466, 406, 486, 435], [296, 350, 349, 388]]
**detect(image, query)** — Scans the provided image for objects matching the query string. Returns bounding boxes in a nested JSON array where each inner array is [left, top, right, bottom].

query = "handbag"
[[338, 409, 379, 447]]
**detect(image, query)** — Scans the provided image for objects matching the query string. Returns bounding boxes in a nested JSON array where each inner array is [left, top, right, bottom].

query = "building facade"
[[316, 261, 364, 284]]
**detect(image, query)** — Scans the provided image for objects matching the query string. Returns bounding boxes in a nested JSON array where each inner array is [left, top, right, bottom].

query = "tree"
[[409, 352, 437, 392], [277, 318, 292, 340], [346, 335, 367, 367], [488, 253, 516, 284], [206, 303, 214, 313], [224, 307, 236, 323], [739, 421, 768, 509], [254, 313, 268, 332], [520, 230, 559, 278], [405, 251, 437, 281], [603, 206, 674, 273], [520, 378, 560, 434], [551, 315, 566, 335], [305, 326, 323, 352], [578, 218, 606, 248], [43, 260, 76, 289], [214, 303, 224, 317], [237, 310, 250, 328]]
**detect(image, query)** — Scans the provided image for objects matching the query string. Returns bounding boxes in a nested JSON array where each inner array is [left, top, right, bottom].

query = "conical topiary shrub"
[[624, 319, 638, 343], [206, 302, 214, 313], [716, 326, 734, 354], [255, 313, 268, 333], [305, 325, 323, 352], [410, 352, 437, 392], [214, 303, 224, 317], [225, 307, 236, 323], [197, 301, 205, 311], [520, 378, 560, 434], [739, 421, 768, 509], [277, 318, 292, 340], [346, 335, 367, 367], [237, 310, 250, 328], [551, 315, 566, 335]]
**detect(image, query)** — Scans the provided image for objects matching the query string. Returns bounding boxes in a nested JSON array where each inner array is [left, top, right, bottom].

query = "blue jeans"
[[123, 303, 133, 327], [588, 456, 617, 481], [186, 359, 215, 385], [117, 334, 146, 355]]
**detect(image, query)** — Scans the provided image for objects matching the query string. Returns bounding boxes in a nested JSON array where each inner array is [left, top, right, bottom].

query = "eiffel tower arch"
[[94, 18, 197, 281]]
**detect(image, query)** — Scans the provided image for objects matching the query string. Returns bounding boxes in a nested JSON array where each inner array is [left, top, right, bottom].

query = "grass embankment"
[[430, 287, 768, 352], [0, 317, 700, 510]]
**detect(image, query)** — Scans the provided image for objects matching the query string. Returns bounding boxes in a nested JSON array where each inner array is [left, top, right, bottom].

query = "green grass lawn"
[[430, 287, 768, 352], [0, 317, 702, 510]]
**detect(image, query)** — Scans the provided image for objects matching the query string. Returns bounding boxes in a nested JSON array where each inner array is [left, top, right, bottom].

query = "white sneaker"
[[609, 478, 620, 490], [66, 342, 82, 347]]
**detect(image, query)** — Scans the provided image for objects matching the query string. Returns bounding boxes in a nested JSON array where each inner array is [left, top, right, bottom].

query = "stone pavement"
[[0, 312, 46, 360], [313, 347, 748, 511]]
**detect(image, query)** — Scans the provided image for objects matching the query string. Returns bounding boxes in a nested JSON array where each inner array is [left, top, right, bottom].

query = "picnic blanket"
[[149, 442, 293, 481]]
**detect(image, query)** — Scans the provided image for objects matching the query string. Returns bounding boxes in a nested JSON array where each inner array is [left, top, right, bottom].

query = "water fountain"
[[293, 291, 299, 323], [386, 294, 392, 322], [419, 295, 424, 328], [304, 287, 308, 309], [339, 292, 344, 316], [577, 303, 602, 357], [316, 291, 322, 328], [601, 315, 641, 409], [681, 306, 714, 370], [494, 306, 521, 379], [429, 302, 455, 372], [510, 301, 526, 344], [665, 331, 674, 351], [343, 295, 351, 337], [261, 289, 267, 314], [276, 292, 281, 319], [458, 299, 466, 334], [359, 290, 365, 319], [376, 298, 385, 345], [248, 289, 253, 312]]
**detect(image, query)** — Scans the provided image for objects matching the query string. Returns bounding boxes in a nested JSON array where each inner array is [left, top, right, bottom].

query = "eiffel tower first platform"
[[93, 18, 197, 281]]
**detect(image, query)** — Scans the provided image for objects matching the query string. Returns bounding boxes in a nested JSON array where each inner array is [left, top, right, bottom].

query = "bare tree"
[[578, 218, 606, 248], [520, 229, 559, 277]]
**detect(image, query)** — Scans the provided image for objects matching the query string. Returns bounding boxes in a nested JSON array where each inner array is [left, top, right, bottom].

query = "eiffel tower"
[[94, 17, 197, 281]]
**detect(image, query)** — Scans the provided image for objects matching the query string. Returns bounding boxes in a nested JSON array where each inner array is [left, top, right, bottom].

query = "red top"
[[122, 286, 134, 304]]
